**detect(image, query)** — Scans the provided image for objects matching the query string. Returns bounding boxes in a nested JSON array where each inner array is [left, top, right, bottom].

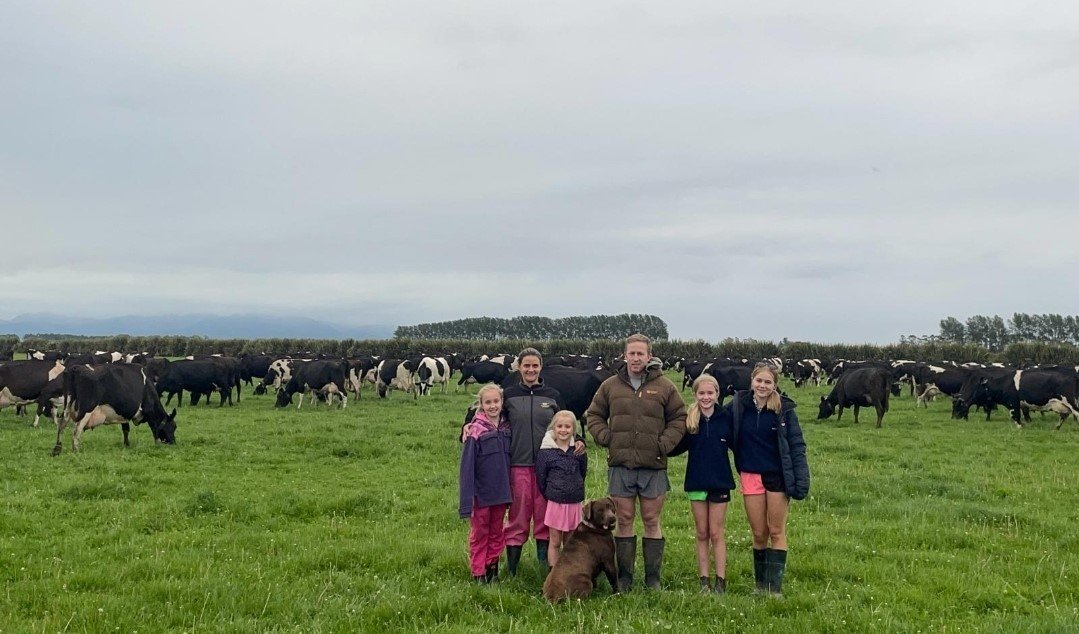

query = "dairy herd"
[[4, 349, 1077, 455], [670, 356, 1079, 430]]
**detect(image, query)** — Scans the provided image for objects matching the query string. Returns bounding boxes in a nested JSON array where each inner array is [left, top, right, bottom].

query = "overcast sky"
[[4, 2, 1078, 343]]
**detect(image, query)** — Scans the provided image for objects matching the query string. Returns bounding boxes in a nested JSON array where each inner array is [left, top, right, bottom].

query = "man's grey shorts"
[[608, 466, 671, 499]]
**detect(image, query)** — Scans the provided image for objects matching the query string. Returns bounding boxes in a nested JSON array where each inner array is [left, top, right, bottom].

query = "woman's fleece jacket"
[[458, 411, 512, 518], [534, 430, 588, 504]]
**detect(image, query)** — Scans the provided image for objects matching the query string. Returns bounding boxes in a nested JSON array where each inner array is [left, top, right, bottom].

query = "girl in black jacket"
[[668, 374, 734, 594], [729, 363, 809, 597], [535, 410, 588, 569]]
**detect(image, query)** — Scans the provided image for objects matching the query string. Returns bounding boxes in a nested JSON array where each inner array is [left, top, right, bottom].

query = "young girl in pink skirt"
[[534, 410, 589, 570]]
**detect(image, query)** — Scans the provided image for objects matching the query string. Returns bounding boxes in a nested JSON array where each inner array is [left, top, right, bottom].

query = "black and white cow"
[[377, 359, 417, 399], [953, 368, 1079, 428], [346, 357, 378, 400], [456, 360, 509, 391], [415, 357, 450, 396], [0, 360, 66, 425], [27, 349, 65, 361], [791, 359, 824, 388], [912, 364, 969, 408], [54, 363, 176, 455], [818, 366, 891, 427], [275, 360, 348, 409], [259, 358, 305, 395]]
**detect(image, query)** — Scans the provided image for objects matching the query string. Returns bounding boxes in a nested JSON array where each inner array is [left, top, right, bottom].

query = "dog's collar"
[[580, 519, 611, 530]]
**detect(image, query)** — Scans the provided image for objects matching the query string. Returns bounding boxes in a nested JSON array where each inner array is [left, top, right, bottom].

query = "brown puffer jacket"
[[585, 363, 687, 470]]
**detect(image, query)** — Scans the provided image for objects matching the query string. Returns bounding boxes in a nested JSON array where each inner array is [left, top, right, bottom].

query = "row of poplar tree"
[[926, 313, 1079, 351]]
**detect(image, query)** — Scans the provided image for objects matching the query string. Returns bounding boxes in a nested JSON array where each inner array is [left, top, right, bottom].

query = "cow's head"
[[155, 409, 177, 444], [817, 396, 835, 419], [890, 382, 902, 397], [274, 388, 293, 407], [951, 397, 970, 420]]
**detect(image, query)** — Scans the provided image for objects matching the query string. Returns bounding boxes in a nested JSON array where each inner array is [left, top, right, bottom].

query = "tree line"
[[914, 313, 1079, 352], [393, 314, 670, 341]]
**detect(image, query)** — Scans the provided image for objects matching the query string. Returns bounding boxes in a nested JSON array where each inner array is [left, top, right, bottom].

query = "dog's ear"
[[582, 500, 594, 524]]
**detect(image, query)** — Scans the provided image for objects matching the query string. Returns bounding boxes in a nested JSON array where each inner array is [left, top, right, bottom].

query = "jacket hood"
[[466, 411, 505, 440], [540, 429, 560, 449]]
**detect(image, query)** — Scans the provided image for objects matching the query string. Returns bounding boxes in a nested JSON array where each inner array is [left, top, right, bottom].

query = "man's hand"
[[573, 439, 587, 456]]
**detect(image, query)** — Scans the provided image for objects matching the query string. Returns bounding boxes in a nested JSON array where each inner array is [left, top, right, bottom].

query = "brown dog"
[[542, 497, 619, 603]]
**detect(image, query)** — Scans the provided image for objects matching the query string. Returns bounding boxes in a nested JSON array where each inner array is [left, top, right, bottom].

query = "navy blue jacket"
[[535, 435, 588, 504], [669, 408, 735, 492], [728, 391, 810, 500]]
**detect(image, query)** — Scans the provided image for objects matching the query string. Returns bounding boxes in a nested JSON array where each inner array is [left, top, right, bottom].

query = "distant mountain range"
[[0, 313, 395, 340]]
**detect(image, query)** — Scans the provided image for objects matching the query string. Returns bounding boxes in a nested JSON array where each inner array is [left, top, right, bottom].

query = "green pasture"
[[1, 374, 1077, 633]]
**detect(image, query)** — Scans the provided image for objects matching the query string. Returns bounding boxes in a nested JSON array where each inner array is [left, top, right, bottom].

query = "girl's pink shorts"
[[739, 472, 766, 495]]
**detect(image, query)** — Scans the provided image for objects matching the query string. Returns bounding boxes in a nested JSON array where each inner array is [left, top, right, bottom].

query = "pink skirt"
[[544, 501, 582, 532]]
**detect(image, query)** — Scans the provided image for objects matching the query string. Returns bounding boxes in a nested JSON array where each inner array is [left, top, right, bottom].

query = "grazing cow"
[[415, 357, 450, 396], [949, 366, 1014, 421], [456, 360, 509, 391], [54, 363, 176, 455], [94, 351, 124, 363], [238, 354, 275, 388], [791, 359, 824, 388], [818, 366, 891, 427], [259, 358, 305, 394], [953, 368, 1079, 429], [913, 365, 970, 408], [155, 360, 233, 407], [346, 357, 378, 400], [275, 360, 348, 409], [377, 359, 417, 399], [32, 375, 66, 429], [0, 360, 66, 425]]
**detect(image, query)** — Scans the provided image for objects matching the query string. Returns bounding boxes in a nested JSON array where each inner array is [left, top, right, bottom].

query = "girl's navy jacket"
[[668, 409, 736, 492]]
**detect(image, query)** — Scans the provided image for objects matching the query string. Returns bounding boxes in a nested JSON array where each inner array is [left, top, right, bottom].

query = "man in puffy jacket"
[[586, 334, 686, 590]]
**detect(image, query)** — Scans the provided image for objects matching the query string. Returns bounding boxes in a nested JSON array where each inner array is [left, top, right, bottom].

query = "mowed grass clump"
[[1, 375, 1077, 632]]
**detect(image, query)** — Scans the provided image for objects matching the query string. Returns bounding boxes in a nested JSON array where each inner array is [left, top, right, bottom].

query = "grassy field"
[[1, 374, 1077, 633]]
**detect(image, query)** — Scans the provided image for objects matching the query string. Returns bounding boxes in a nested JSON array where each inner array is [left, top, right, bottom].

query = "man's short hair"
[[625, 333, 651, 353]]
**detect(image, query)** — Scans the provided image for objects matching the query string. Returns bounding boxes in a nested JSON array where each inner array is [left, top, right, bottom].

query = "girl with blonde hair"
[[668, 373, 734, 593], [726, 363, 809, 596]]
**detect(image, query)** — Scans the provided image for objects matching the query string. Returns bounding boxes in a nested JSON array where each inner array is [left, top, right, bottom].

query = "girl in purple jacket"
[[459, 383, 512, 583]]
